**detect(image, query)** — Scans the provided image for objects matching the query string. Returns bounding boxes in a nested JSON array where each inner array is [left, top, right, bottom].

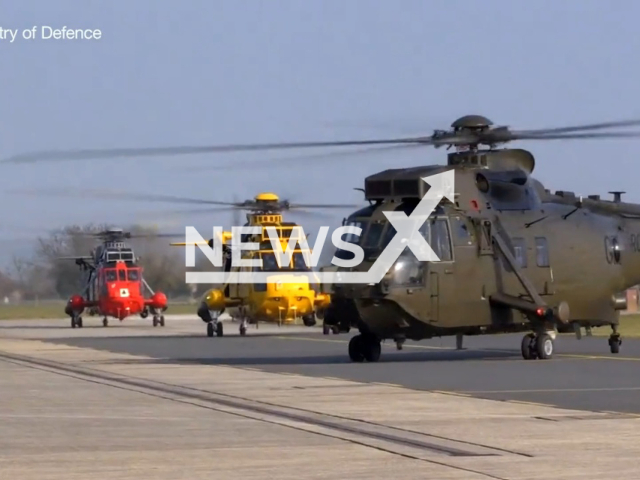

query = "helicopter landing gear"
[[70, 316, 83, 328], [322, 322, 340, 335], [608, 324, 622, 354], [152, 315, 165, 327], [140, 308, 149, 319], [521, 331, 554, 360], [206, 321, 223, 337], [102, 317, 108, 327], [239, 318, 248, 336], [394, 337, 405, 351], [456, 333, 464, 350], [302, 314, 316, 327], [348, 333, 381, 363]]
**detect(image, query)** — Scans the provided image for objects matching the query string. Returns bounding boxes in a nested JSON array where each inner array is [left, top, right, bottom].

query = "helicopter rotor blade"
[[126, 232, 187, 239], [509, 131, 640, 141], [1, 137, 435, 164], [11, 187, 242, 207], [513, 118, 640, 136], [207, 144, 425, 172], [288, 202, 361, 209], [286, 209, 341, 221], [8, 116, 640, 166]]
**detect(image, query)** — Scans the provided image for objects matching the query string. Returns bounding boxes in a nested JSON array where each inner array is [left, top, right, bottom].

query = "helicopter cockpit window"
[[105, 270, 117, 282], [127, 270, 140, 281], [118, 270, 126, 281], [363, 222, 385, 248], [380, 224, 396, 249], [292, 252, 311, 271], [335, 220, 366, 261], [260, 253, 280, 271], [344, 220, 365, 244], [430, 219, 453, 261]]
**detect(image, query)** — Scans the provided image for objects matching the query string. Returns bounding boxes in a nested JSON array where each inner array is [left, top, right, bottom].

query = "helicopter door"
[[532, 236, 554, 296], [426, 218, 455, 324]]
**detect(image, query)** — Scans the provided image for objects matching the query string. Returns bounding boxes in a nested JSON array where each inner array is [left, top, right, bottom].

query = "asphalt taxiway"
[[10, 316, 640, 414]]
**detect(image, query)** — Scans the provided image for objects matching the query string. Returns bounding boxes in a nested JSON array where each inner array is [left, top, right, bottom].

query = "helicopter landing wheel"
[[609, 334, 621, 354], [216, 322, 223, 337], [77, 316, 83, 328], [521, 333, 536, 360], [207, 322, 214, 337], [521, 332, 553, 360], [159, 315, 165, 327], [71, 317, 76, 329], [331, 325, 340, 334], [302, 314, 316, 327], [152, 316, 159, 327], [240, 326, 247, 336], [348, 335, 364, 362], [535, 333, 554, 359], [323, 324, 331, 335], [102, 317, 108, 327], [348, 334, 381, 363]]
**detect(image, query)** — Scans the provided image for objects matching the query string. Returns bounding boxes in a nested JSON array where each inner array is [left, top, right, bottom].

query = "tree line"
[[0, 223, 215, 302]]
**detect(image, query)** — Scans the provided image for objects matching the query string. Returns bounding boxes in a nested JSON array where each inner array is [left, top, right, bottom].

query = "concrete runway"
[[4, 315, 640, 479], [12, 315, 640, 415]]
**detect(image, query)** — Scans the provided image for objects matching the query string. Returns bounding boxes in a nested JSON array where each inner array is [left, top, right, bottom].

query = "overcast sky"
[[1, 0, 639, 267]]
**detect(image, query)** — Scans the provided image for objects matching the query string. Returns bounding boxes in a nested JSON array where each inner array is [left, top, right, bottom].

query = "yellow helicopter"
[[171, 192, 359, 337]]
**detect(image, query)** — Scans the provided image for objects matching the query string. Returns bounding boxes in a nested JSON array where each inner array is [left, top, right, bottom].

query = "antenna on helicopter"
[[354, 187, 373, 205]]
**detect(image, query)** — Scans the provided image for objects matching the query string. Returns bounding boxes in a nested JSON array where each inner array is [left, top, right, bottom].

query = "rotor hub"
[[451, 114, 493, 133], [254, 192, 279, 202]]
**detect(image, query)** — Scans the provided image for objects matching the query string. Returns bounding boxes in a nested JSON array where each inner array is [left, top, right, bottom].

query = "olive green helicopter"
[[7, 114, 640, 362]]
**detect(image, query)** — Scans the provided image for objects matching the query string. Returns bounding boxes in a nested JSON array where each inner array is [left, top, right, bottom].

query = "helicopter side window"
[[430, 219, 453, 261], [105, 270, 117, 282], [535, 237, 549, 267], [450, 216, 474, 246], [127, 270, 140, 281], [512, 238, 527, 268], [363, 222, 385, 248]]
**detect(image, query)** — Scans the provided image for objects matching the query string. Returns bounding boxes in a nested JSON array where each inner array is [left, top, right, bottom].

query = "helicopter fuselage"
[[192, 219, 332, 336], [327, 157, 640, 348]]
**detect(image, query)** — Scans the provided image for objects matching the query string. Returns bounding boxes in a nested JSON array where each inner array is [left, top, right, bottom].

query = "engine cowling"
[[65, 294, 85, 316], [203, 288, 225, 311], [150, 292, 167, 310]]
